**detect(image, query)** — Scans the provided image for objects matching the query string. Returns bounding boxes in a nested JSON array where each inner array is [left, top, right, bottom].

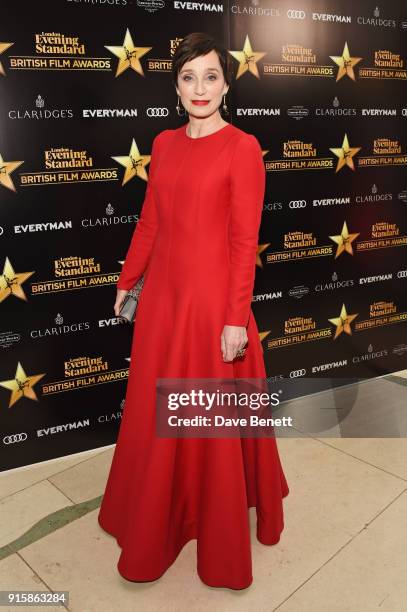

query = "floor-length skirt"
[[98, 277, 289, 589]]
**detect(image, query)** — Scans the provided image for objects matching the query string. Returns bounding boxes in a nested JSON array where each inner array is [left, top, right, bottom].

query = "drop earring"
[[176, 95, 186, 116], [222, 93, 229, 115]]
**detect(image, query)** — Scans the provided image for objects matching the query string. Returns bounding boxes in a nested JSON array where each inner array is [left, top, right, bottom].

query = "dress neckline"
[[183, 122, 232, 141]]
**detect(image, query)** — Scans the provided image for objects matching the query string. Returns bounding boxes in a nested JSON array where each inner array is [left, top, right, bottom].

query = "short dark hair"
[[172, 32, 233, 88]]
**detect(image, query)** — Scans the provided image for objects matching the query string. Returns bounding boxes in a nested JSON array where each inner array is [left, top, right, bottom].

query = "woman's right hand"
[[114, 289, 129, 317]]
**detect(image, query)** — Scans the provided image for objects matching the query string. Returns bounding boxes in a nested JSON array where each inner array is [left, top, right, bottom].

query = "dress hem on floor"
[[98, 486, 289, 591]]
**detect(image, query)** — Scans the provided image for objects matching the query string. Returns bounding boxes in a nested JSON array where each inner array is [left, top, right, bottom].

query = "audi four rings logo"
[[289, 200, 307, 208], [146, 108, 169, 117], [402, 108, 407, 117], [287, 9, 306, 19], [3, 432, 28, 444], [290, 369, 306, 378]]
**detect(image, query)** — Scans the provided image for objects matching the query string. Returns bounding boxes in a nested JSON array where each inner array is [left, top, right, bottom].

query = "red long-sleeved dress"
[[98, 122, 289, 589]]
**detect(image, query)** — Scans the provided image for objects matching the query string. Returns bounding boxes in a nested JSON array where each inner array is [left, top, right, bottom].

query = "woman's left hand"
[[221, 325, 248, 362]]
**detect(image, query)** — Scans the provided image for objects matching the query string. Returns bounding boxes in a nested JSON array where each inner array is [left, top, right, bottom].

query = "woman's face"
[[176, 49, 229, 119]]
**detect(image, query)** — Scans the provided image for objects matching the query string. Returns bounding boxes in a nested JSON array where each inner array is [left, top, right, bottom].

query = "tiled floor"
[[1, 371, 406, 611]]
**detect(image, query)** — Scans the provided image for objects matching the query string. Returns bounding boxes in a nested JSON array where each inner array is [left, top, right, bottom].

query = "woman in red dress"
[[98, 32, 289, 590]]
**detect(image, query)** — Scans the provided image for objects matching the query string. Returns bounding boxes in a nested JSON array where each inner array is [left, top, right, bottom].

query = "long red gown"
[[98, 122, 289, 589]]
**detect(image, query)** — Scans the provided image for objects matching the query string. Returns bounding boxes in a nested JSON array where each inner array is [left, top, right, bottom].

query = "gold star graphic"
[[328, 304, 358, 340], [229, 35, 267, 79], [105, 28, 152, 77], [111, 139, 151, 186], [256, 243, 270, 268], [0, 152, 24, 192], [329, 221, 360, 258], [0, 362, 46, 408], [329, 42, 362, 82], [329, 134, 361, 172], [0, 257, 34, 303], [259, 330, 271, 343], [0, 42, 14, 76]]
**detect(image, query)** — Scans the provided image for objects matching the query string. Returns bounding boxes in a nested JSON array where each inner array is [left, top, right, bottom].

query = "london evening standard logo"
[[327, 44, 407, 82], [4, 139, 153, 191], [264, 135, 361, 172], [265, 134, 407, 173], [1, 29, 154, 76], [0, 356, 129, 408], [16, 146, 119, 188], [260, 304, 397, 351], [40, 355, 129, 398], [357, 138, 407, 168], [353, 301, 407, 333], [31, 255, 121, 295], [356, 221, 407, 253], [5, 32, 112, 72], [254, 225, 342, 268], [227, 38, 365, 81], [259, 302, 360, 350], [263, 42, 334, 78], [256, 218, 406, 269], [0, 254, 120, 303], [358, 49, 407, 80]]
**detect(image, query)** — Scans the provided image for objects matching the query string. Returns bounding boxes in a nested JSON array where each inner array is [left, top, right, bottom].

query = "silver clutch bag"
[[118, 276, 144, 323]]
